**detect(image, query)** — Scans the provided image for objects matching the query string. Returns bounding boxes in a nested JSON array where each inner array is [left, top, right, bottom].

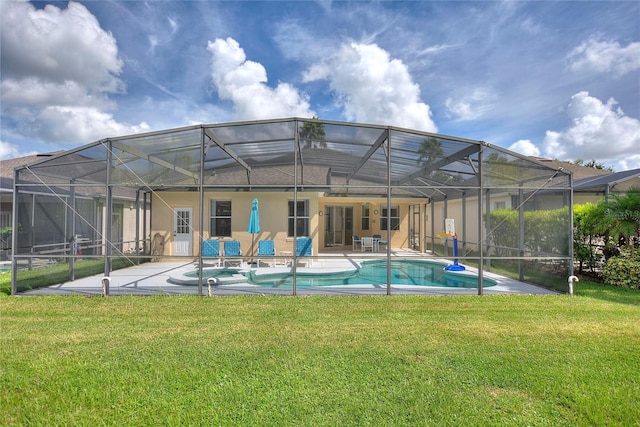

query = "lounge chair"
[[296, 237, 313, 266], [223, 240, 242, 267], [257, 240, 276, 267], [361, 236, 375, 252], [202, 239, 221, 267]]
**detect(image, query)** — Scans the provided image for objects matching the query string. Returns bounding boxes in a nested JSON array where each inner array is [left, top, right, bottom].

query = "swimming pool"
[[176, 259, 495, 288]]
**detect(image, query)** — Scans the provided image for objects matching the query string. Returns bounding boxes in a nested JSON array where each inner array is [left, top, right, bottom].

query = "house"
[[574, 167, 640, 203], [1, 152, 148, 261]]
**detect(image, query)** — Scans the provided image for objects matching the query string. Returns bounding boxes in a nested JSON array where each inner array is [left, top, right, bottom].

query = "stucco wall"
[[151, 191, 433, 256], [151, 191, 319, 257]]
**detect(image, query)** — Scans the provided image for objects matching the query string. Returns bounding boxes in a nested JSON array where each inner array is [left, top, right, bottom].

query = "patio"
[[18, 249, 557, 296]]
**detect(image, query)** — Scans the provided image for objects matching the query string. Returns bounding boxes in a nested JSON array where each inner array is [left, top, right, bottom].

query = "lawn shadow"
[[575, 281, 640, 306]]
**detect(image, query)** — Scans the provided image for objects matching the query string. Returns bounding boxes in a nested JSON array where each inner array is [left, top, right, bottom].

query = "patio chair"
[[202, 239, 221, 267], [257, 240, 276, 267], [361, 236, 375, 252], [296, 237, 313, 266], [373, 234, 387, 251], [223, 240, 242, 267], [352, 235, 362, 251]]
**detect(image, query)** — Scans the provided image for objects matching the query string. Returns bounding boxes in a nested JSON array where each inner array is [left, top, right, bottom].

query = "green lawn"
[[1, 282, 639, 425], [1, 258, 141, 295]]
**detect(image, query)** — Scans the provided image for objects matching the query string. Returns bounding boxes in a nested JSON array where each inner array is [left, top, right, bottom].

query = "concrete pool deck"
[[17, 251, 558, 296]]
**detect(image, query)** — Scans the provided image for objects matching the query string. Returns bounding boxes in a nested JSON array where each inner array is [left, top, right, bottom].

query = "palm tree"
[[299, 116, 326, 149], [603, 188, 640, 256], [417, 137, 443, 166], [416, 137, 444, 180], [573, 159, 614, 172]]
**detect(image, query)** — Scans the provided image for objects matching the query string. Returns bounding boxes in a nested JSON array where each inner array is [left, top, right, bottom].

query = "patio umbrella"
[[247, 198, 261, 261]]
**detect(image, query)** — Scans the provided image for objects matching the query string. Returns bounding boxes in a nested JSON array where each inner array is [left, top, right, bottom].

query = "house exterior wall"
[[429, 196, 485, 250], [151, 191, 320, 257], [318, 197, 427, 250], [105, 201, 149, 254], [150, 191, 431, 257], [574, 194, 606, 205]]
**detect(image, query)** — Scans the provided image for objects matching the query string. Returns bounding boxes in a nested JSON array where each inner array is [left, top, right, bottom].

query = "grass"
[[0, 258, 141, 295], [2, 283, 639, 425]]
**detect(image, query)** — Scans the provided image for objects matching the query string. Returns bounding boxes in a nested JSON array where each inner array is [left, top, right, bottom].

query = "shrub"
[[602, 252, 640, 289], [488, 207, 569, 256], [573, 203, 604, 273], [487, 209, 518, 256], [525, 207, 569, 255]]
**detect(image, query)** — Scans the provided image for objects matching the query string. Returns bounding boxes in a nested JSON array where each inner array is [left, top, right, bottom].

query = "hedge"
[[488, 207, 569, 256]]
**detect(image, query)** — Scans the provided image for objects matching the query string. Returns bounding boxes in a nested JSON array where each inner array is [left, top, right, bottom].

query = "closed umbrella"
[[247, 198, 260, 262]]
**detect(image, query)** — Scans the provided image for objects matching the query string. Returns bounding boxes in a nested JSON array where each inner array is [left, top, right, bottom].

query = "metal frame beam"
[[395, 144, 480, 185], [345, 129, 389, 182]]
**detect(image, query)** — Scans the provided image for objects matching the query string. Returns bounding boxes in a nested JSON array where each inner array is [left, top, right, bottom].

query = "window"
[[288, 200, 309, 237], [210, 200, 232, 237], [361, 205, 370, 230], [381, 206, 400, 231], [494, 201, 506, 210]]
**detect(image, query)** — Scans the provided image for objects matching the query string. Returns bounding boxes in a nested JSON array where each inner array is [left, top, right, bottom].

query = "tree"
[[299, 116, 326, 149], [603, 188, 640, 256], [417, 137, 443, 166], [573, 203, 603, 273], [572, 159, 614, 172]]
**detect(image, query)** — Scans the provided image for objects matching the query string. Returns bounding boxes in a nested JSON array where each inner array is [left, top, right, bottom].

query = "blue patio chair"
[[223, 240, 242, 267], [352, 235, 362, 251], [296, 237, 313, 266], [202, 239, 221, 266], [257, 240, 276, 267], [372, 234, 387, 251]]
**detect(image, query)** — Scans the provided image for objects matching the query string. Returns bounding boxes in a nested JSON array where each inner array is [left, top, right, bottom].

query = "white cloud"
[[0, 141, 38, 160], [616, 154, 640, 171], [567, 34, 640, 77], [445, 87, 497, 121], [1, 1, 124, 92], [207, 37, 315, 120], [37, 107, 149, 142], [508, 140, 540, 157], [543, 91, 640, 170], [417, 44, 461, 57], [0, 1, 146, 146], [302, 42, 437, 132], [1, 77, 115, 109]]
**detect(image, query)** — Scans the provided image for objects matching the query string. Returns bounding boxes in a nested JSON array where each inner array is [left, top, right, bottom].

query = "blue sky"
[[1, 0, 639, 170]]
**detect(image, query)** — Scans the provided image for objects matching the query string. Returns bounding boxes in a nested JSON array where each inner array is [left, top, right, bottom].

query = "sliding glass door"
[[324, 206, 353, 247]]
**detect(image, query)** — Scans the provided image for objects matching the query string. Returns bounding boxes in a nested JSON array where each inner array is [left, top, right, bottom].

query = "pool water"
[[190, 260, 495, 289]]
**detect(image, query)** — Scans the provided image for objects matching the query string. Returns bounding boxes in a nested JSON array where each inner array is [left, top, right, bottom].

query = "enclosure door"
[[324, 206, 353, 247], [409, 204, 421, 251], [173, 208, 192, 256]]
